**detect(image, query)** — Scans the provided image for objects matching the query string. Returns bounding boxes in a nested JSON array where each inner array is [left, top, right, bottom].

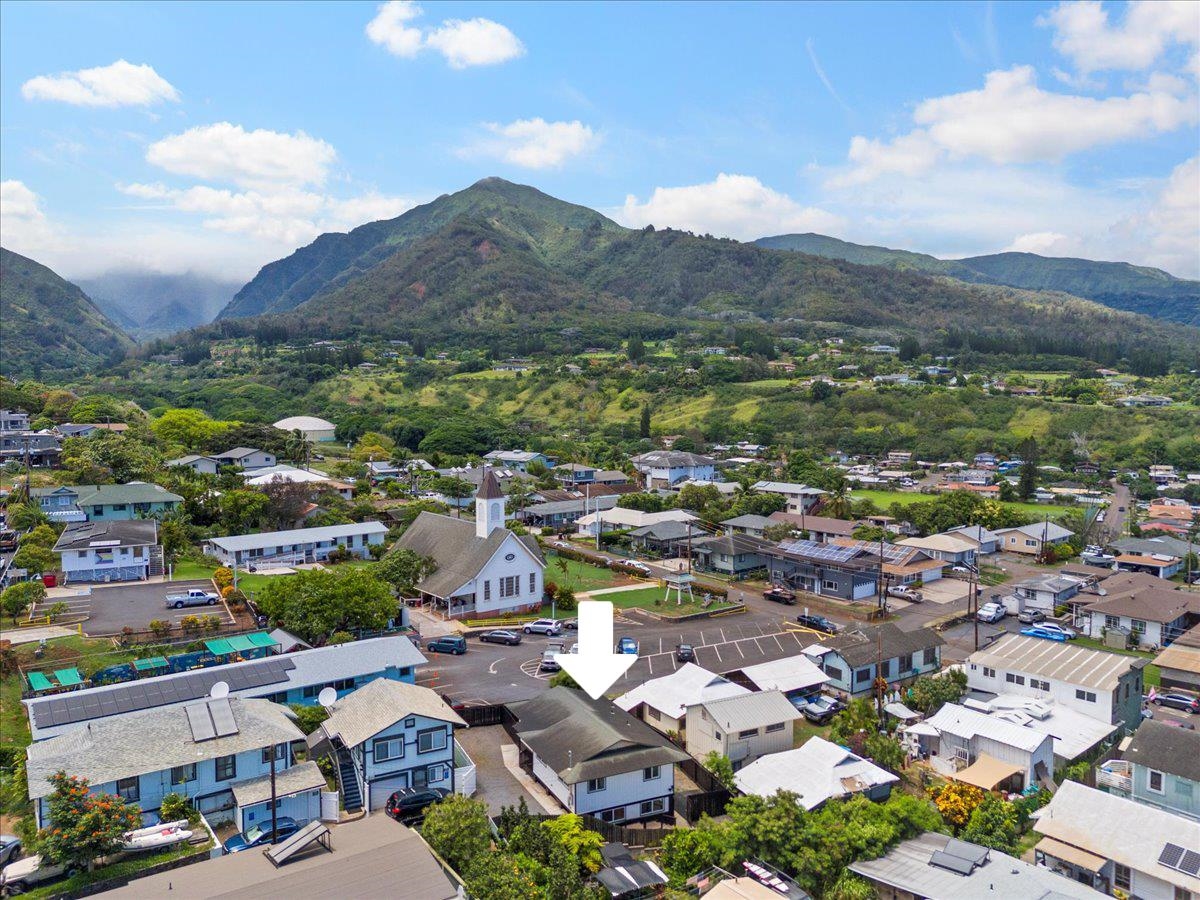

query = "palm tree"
[[825, 475, 852, 519], [286, 429, 313, 470]]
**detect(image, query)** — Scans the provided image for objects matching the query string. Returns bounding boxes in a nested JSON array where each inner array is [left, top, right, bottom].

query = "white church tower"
[[475, 467, 506, 538]]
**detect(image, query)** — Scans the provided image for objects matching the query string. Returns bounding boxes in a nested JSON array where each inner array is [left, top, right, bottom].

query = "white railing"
[[1095, 761, 1132, 793]]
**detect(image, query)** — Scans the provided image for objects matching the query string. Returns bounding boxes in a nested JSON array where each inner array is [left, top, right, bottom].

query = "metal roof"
[[206, 521, 387, 552], [736, 736, 897, 809], [966, 633, 1144, 692], [614, 663, 749, 719], [924, 703, 1050, 753], [692, 690, 802, 732]]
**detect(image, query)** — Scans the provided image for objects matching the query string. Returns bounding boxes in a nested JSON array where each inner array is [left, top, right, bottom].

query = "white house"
[[166, 454, 221, 476], [244, 465, 354, 500], [1035, 781, 1200, 900], [509, 688, 689, 823], [203, 521, 388, 568], [920, 703, 1055, 790], [274, 415, 336, 442], [994, 522, 1075, 556], [629, 450, 719, 489], [52, 519, 158, 583], [896, 533, 978, 567], [965, 634, 1145, 731], [614, 664, 750, 737], [731, 654, 829, 699], [25, 697, 322, 830], [1007, 574, 1081, 614], [308, 678, 469, 812], [749, 481, 826, 515], [575, 507, 697, 538], [397, 468, 545, 619], [1082, 584, 1200, 650], [212, 447, 277, 470], [684, 691, 801, 770], [735, 736, 898, 809]]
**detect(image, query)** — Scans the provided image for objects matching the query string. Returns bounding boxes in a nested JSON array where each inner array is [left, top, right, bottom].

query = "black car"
[[676, 644, 696, 663], [1154, 692, 1200, 714], [763, 586, 797, 605], [795, 614, 839, 635], [479, 629, 522, 645], [385, 787, 450, 822]]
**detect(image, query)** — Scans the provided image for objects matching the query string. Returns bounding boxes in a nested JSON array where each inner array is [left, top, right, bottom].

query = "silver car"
[[523, 619, 562, 636]]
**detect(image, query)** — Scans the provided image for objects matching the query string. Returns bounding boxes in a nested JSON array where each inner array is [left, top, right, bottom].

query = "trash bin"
[[41, 573, 57, 588]]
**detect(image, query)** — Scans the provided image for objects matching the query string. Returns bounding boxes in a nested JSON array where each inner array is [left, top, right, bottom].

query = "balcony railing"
[[1095, 760, 1132, 793]]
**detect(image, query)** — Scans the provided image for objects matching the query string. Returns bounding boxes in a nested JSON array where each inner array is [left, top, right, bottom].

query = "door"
[[368, 772, 408, 811]]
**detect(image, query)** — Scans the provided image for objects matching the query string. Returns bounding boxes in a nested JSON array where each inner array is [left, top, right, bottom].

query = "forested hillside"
[[78, 271, 240, 339]]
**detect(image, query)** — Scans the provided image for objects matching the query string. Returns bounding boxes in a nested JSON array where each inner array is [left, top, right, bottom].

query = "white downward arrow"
[[554, 600, 636, 699]]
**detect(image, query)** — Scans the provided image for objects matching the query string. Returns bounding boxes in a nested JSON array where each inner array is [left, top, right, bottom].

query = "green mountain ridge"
[[207, 178, 1198, 367], [754, 233, 1200, 325], [0, 247, 135, 380], [78, 270, 241, 340]]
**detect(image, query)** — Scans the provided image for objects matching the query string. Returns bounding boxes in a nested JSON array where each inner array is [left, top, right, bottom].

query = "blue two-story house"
[[71, 482, 183, 521], [1098, 719, 1200, 821], [809, 623, 944, 698], [29, 486, 87, 523], [630, 451, 719, 489], [308, 678, 468, 813], [26, 697, 324, 829]]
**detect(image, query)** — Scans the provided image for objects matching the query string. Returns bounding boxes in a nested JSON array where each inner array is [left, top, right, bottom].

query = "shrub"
[[148, 620, 172, 640], [328, 631, 354, 645], [159, 792, 199, 825], [213, 567, 234, 590]]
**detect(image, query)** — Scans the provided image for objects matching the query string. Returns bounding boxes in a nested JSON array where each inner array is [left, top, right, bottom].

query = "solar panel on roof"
[[185, 703, 216, 742], [1181, 850, 1200, 877], [209, 699, 239, 737], [1160, 844, 1185, 868], [943, 838, 990, 865], [929, 850, 978, 875]]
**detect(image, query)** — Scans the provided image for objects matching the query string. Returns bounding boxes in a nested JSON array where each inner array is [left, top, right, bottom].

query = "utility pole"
[[686, 522, 693, 576], [269, 741, 278, 845]]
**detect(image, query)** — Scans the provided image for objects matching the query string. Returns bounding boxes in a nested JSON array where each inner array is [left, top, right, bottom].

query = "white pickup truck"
[[164, 588, 220, 609], [1, 854, 72, 895]]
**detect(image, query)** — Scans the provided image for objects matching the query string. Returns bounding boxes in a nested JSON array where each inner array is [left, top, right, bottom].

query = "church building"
[[396, 467, 546, 619]]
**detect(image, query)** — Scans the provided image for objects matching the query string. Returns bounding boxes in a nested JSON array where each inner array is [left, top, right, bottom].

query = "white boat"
[[121, 821, 193, 852], [1081, 550, 1116, 565]]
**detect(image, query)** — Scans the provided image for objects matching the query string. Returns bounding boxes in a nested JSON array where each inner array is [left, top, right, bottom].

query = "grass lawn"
[[169, 560, 216, 581], [599, 585, 736, 616], [850, 489, 1072, 519], [545, 554, 626, 593], [792, 717, 831, 747]]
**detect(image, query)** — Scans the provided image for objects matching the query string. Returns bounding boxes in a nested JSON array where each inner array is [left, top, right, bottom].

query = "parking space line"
[[733, 642, 744, 658], [719, 628, 727, 643], [713, 645, 723, 663], [772, 635, 783, 651]]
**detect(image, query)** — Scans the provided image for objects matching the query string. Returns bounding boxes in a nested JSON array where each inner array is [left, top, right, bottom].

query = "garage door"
[[368, 773, 409, 811]]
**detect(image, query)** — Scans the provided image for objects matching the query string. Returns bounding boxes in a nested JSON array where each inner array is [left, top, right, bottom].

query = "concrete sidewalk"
[[0, 625, 78, 645]]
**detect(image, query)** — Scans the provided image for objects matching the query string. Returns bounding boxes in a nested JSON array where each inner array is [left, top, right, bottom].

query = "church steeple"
[[476, 466, 506, 538]]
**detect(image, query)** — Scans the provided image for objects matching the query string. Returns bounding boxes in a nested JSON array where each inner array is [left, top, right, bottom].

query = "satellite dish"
[[209, 681, 230, 700], [318, 687, 337, 708]]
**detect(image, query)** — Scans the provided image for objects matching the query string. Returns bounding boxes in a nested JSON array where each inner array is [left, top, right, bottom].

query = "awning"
[[54, 668, 83, 687], [905, 722, 939, 737], [225, 634, 258, 653], [247, 632, 278, 649], [1035, 836, 1106, 872], [133, 656, 168, 671], [204, 638, 235, 655], [885, 702, 920, 721], [952, 753, 1024, 790]]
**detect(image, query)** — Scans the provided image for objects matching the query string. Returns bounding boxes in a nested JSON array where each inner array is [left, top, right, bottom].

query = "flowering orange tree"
[[38, 771, 141, 871], [932, 781, 984, 832]]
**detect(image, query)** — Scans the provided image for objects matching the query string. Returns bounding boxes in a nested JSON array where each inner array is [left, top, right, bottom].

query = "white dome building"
[[273, 415, 337, 442]]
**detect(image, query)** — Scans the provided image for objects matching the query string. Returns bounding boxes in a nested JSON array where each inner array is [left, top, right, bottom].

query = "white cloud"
[[20, 59, 179, 107], [836, 65, 1197, 183], [0, 180, 57, 254], [365, 1, 523, 68], [1108, 155, 1200, 277], [364, 0, 424, 57], [461, 118, 597, 169], [616, 174, 845, 241], [1039, 0, 1200, 74], [1003, 231, 1085, 256], [145, 123, 336, 188], [805, 39, 852, 113]]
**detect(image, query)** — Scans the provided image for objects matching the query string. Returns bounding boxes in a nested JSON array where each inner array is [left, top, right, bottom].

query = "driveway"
[[455, 725, 544, 815], [35, 580, 235, 635]]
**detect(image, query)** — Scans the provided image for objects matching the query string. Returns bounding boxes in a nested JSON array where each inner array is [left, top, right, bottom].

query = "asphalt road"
[[38, 580, 236, 635]]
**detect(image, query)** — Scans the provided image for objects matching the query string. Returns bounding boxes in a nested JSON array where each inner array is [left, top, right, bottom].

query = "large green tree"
[[255, 567, 398, 644], [373, 549, 436, 595], [420, 794, 492, 876]]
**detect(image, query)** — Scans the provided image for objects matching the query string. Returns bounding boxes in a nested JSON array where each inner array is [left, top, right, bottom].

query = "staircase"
[[334, 744, 363, 812], [148, 546, 165, 578]]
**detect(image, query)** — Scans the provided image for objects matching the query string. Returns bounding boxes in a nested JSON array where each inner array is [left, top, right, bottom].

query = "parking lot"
[[34, 580, 235, 636]]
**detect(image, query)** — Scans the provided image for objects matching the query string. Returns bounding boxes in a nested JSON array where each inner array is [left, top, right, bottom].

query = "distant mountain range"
[[78, 271, 241, 339], [754, 233, 1200, 326], [210, 178, 1196, 365], [0, 247, 134, 380]]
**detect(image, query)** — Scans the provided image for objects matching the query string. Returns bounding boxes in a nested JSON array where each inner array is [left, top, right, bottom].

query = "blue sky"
[[2, 1, 1197, 281]]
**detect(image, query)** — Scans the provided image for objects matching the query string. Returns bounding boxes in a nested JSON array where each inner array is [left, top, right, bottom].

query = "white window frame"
[[374, 736, 404, 762], [639, 798, 666, 816], [1148, 769, 1165, 794], [417, 728, 448, 754], [643, 766, 660, 781]]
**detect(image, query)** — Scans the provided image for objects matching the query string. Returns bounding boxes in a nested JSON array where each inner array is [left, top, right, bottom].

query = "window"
[[529, 572, 536, 594], [500, 575, 520, 598], [587, 778, 606, 793], [643, 766, 660, 781], [647, 707, 660, 721], [1131, 619, 1146, 634], [483, 580, 491, 601], [1173, 887, 1191, 900], [426, 764, 447, 783], [404, 717, 416, 728], [1025, 539, 1037, 547], [215, 755, 237, 781], [824, 663, 845, 682], [112, 504, 127, 512], [413, 766, 427, 789], [1006, 673, 1025, 685], [116, 776, 139, 802], [983, 667, 996, 678], [822, 580, 838, 591], [738, 728, 758, 739], [261, 744, 287, 765], [765, 722, 786, 733], [598, 808, 619, 822], [170, 764, 196, 785], [417, 728, 448, 754], [1031, 680, 1050, 691], [639, 798, 666, 816], [899, 653, 913, 673], [1148, 770, 1165, 794], [923, 648, 937, 665], [1074, 689, 1097, 703], [374, 737, 404, 762], [1114, 863, 1131, 890], [1105, 615, 1120, 629]]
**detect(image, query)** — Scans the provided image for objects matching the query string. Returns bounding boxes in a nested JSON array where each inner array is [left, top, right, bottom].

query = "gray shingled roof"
[[1123, 719, 1200, 782], [825, 623, 944, 668], [311, 678, 465, 750], [396, 511, 542, 599], [231, 759, 327, 806], [26, 698, 301, 800], [509, 688, 689, 784], [74, 482, 183, 506]]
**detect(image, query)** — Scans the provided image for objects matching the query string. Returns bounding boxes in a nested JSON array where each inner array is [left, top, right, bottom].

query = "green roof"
[[133, 656, 168, 671], [205, 638, 235, 656], [75, 483, 183, 506], [54, 668, 83, 686], [226, 635, 257, 653], [27, 671, 54, 692], [247, 632, 278, 648]]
